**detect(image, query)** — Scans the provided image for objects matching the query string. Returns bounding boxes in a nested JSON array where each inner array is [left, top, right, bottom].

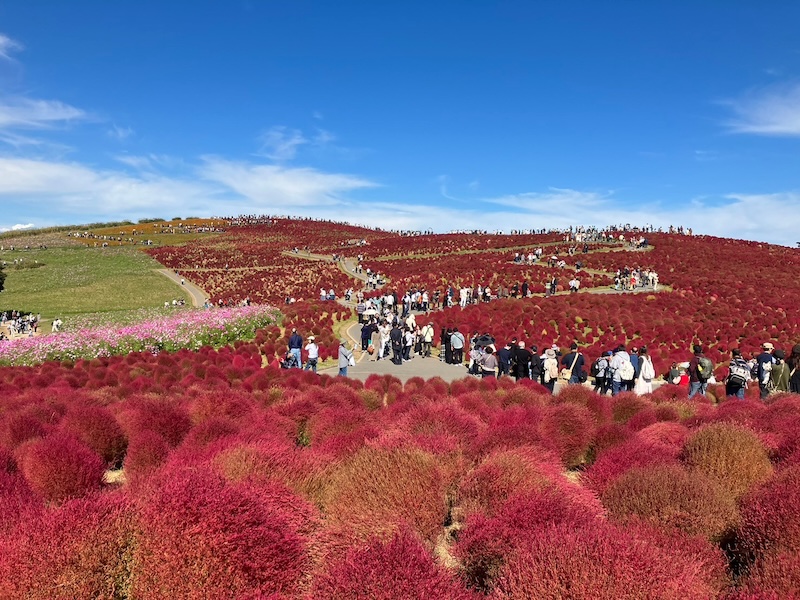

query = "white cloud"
[[0, 34, 22, 61], [0, 223, 35, 233], [724, 83, 800, 136], [257, 126, 308, 160], [199, 157, 378, 207], [108, 124, 134, 140], [0, 97, 86, 130]]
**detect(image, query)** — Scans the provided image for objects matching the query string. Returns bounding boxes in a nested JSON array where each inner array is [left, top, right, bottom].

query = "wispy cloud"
[[257, 126, 308, 160], [0, 97, 86, 130], [108, 124, 134, 140], [199, 157, 378, 207], [0, 34, 22, 61], [723, 82, 800, 136]]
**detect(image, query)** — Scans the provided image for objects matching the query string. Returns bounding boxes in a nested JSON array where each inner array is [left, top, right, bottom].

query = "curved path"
[[156, 269, 208, 308]]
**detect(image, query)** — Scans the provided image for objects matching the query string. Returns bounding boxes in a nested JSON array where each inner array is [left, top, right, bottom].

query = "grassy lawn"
[[0, 245, 190, 319]]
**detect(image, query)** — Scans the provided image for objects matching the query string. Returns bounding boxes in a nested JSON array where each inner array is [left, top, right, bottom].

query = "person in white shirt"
[[304, 336, 319, 373]]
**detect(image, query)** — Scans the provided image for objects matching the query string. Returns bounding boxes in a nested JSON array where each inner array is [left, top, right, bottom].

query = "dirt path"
[[156, 269, 208, 308]]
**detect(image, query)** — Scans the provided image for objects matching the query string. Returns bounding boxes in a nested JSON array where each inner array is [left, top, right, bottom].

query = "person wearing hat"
[[304, 336, 319, 374], [338, 339, 353, 377], [542, 348, 558, 393], [756, 342, 776, 399], [769, 349, 790, 394]]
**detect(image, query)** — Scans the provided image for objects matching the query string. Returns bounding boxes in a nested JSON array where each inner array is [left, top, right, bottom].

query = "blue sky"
[[1, 2, 799, 244]]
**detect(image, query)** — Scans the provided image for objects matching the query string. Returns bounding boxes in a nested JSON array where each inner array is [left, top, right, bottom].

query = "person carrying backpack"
[[725, 348, 751, 400], [688, 344, 713, 398], [591, 351, 612, 395], [756, 342, 776, 399], [609, 345, 632, 397], [542, 348, 559, 394], [634, 346, 656, 395]]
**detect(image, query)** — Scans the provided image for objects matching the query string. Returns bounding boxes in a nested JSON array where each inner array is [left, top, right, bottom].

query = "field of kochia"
[[2, 219, 800, 598]]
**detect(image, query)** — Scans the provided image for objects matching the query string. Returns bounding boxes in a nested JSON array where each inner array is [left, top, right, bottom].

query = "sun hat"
[[308, 336, 315, 341], [545, 348, 556, 358]]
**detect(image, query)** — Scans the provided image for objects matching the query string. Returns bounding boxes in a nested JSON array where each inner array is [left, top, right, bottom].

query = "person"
[[479, 346, 498, 378], [756, 342, 776, 399], [288, 328, 303, 369], [361, 320, 375, 352], [634, 346, 655, 395], [593, 351, 612, 395], [542, 348, 559, 393], [378, 320, 392, 361], [769, 349, 790, 394], [529, 344, 543, 383], [609, 345, 632, 396], [668, 362, 680, 384], [788, 344, 800, 394], [451, 327, 465, 364], [497, 342, 512, 378], [628, 346, 640, 392], [560, 342, 585, 384], [513, 341, 532, 380], [338, 339, 353, 377], [390, 322, 404, 365], [420, 322, 435, 357], [725, 348, 751, 399], [403, 326, 414, 361], [304, 336, 319, 373], [688, 344, 712, 398]]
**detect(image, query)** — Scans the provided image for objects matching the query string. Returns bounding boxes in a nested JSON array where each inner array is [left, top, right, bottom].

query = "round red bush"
[[19, 433, 105, 503], [312, 527, 475, 600], [738, 466, 800, 558], [131, 467, 310, 599]]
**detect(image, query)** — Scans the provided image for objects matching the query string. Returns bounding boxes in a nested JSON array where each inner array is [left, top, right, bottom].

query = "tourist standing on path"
[[421, 322, 435, 357], [451, 328, 465, 365], [304, 336, 319, 373], [479, 346, 498, 378], [770, 349, 791, 394], [725, 348, 751, 399], [560, 342, 585, 384], [542, 348, 558, 393], [688, 345, 712, 398], [497, 342, 512, 377], [288, 328, 303, 369], [609, 346, 632, 396], [788, 344, 800, 394], [634, 346, 656, 395], [756, 342, 776, 399], [338, 340, 353, 377], [390, 322, 404, 365]]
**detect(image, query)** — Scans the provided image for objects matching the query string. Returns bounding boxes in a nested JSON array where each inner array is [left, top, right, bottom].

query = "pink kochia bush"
[[492, 522, 728, 600], [18, 433, 105, 503], [312, 527, 475, 600], [131, 466, 313, 599]]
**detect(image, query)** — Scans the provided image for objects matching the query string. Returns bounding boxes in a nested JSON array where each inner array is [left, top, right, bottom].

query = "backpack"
[[728, 362, 750, 388], [696, 356, 714, 382], [544, 358, 559, 383], [640, 357, 655, 381], [590, 357, 603, 377], [618, 360, 635, 382], [760, 360, 773, 386]]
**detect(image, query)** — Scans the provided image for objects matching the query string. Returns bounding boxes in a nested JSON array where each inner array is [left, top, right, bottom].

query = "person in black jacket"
[[560, 342, 585, 384], [390, 323, 404, 365], [288, 328, 303, 369], [513, 341, 532, 380]]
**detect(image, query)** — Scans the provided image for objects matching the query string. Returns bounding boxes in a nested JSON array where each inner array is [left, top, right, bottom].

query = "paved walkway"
[[156, 269, 207, 308]]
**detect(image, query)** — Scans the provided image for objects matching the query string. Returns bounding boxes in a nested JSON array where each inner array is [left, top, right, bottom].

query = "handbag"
[[348, 354, 355, 367], [560, 352, 580, 382]]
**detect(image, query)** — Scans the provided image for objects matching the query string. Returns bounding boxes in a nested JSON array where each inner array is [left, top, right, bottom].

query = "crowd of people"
[[0, 311, 40, 339]]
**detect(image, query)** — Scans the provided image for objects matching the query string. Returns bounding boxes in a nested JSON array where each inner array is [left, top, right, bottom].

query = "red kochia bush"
[[455, 487, 605, 592], [19, 433, 105, 503], [493, 522, 727, 600], [539, 403, 596, 468], [738, 466, 800, 558], [583, 438, 680, 496], [59, 404, 127, 466], [601, 464, 739, 541], [0, 491, 135, 599], [312, 527, 475, 600], [123, 431, 171, 485], [132, 467, 310, 599], [736, 550, 800, 599]]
